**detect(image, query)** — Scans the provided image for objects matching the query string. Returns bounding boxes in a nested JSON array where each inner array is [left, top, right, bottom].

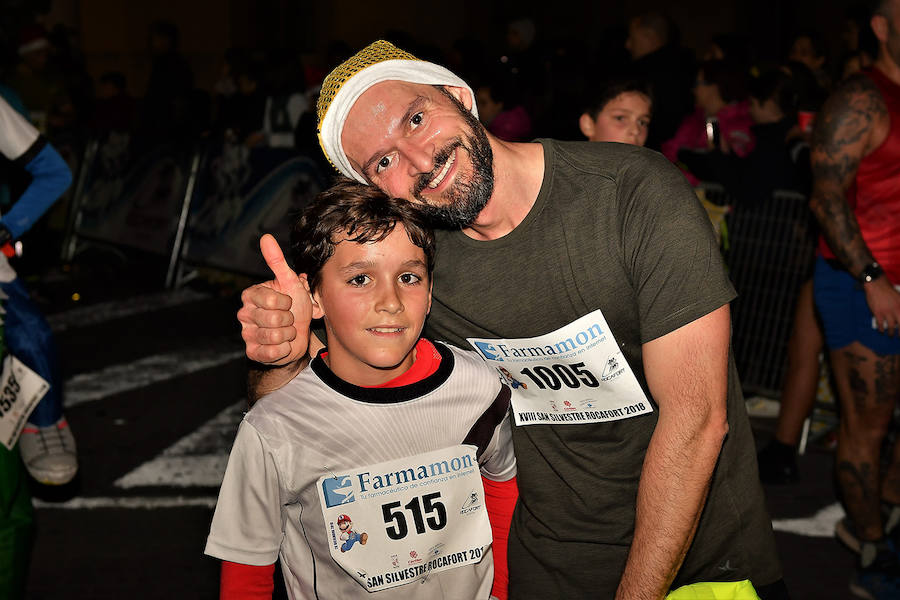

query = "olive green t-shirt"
[[425, 140, 781, 597]]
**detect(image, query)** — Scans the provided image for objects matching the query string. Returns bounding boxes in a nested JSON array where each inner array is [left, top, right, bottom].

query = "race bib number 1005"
[[467, 309, 652, 426], [317, 445, 492, 592]]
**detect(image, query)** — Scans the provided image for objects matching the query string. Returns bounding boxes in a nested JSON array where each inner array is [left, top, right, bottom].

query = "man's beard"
[[410, 95, 494, 228]]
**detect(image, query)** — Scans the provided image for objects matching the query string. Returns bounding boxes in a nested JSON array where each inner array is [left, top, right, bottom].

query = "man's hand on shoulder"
[[238, 234, 312, 366]]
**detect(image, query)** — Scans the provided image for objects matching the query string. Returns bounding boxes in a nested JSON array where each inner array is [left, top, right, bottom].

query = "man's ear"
[[444, 85, 474, 111], [579, 113, 596, 140], [872, 14, 889, 43]]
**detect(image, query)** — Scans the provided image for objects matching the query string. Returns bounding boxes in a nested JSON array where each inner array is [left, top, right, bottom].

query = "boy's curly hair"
[[290, 178, 436, 292]]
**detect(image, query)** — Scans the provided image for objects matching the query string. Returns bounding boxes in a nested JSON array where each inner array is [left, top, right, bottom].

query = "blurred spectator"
[[788, 30, 831, 91], [680, 68, 819, 489], [7, 25, 63, 133], [840, 4, 879, 80], [703, 33, 753, 71], [260, 51, 309, 149], [579, 79, 652, 146], [215, 51, 266, 146], [45, 24, 92, 138], [782, 60, 827, 135], [625, 11, 695, 150], [475, 74, 532, 142], [139, 20, 195, 144], [496, 18, 545, 124], [0, 89, 77, 487], [213, 48, 239, 99], [842, 4, 880, 72], [678, 68, 810, 202], [539, 37, 592, 139], [756, 278, 824, 485], [91, 71, 135, 137], [842, 50, 875, 80], [662, 59, 754, 184], [501, 17, 539, 81], [291, 41, 354, 171], [447, 36, 488, 84], [211, 47, 240, 130]]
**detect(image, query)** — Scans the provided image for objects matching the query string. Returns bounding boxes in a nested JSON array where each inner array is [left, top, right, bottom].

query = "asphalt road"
[[20, 257, 857, 599]]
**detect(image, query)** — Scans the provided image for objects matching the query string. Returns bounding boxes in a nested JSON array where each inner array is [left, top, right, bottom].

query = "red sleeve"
[[220, 561, 275, 599], [483, 476, 518, 600]]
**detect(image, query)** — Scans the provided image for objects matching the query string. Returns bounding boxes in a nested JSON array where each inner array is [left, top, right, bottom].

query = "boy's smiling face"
[[310, 224, 432, 387]]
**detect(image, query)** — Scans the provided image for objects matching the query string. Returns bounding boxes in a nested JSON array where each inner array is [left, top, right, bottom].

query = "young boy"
[[579, 80, 653, 146], [205, 179, 516, 599]]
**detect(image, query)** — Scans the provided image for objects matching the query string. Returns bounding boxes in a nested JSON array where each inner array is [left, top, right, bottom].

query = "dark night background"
[[0, 0, 864, 95]]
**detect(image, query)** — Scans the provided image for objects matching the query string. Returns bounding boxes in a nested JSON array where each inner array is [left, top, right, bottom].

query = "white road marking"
[[64, 346, 244, 408], [33, 495, 216, 509], [47, 288, 209, 332], [115, 400, 245, 489], [772, 502, 845, 538]]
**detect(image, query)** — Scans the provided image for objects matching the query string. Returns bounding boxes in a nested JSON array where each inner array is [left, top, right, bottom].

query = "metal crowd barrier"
[[61, 134, 199, 275], [171, 142, 327, 287], [725, 188, 816, 398], [61, 136, 326, 288]]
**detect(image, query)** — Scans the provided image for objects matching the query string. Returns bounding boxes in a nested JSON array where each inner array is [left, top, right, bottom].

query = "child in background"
[[206, 179, 516, 599], [579, 80, 653, 146]]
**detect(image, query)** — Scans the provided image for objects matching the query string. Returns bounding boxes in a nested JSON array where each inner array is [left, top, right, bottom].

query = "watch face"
[[861, 263, 884, 283]]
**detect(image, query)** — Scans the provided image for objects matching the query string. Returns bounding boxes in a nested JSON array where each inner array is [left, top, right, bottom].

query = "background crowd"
[[0, 5, 876, 186]]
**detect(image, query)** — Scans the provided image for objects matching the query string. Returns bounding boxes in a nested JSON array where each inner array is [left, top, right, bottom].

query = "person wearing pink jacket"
[[662, 59, 755, 185]]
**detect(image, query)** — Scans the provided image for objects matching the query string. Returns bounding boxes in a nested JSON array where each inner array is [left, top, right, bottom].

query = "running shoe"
[[851, 545, 900, 600], [838, 517, 864, 554], [19, 417, 77, 485], [838, 509, 900, 555]]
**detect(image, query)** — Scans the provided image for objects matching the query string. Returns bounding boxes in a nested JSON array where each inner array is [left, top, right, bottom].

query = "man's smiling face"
[[341, 81, 494, 228]]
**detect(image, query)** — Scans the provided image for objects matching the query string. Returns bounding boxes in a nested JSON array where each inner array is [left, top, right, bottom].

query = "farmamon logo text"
[[358, 452, 475, 492], [474, 322, 605, 361], [324, 451, 477, 508]]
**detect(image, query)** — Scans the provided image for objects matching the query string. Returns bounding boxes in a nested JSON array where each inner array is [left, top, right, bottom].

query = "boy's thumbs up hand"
[[238, 234, 313, 366]]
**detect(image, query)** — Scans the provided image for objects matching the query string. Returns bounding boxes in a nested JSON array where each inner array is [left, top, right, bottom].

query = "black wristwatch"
[[859, 261, 885, 284]]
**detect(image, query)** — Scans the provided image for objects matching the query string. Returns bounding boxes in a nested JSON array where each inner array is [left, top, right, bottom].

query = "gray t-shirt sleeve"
[[205, 420, 284, 566], [617, 151, 736, 343]]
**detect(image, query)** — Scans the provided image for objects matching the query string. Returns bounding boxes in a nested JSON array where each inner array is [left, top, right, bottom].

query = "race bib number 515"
[[467, 309, 652, 426], [317, 445, 491, 592]]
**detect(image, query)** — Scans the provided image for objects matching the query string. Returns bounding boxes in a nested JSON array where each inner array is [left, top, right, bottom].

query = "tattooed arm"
[[809, 73, 900, 334]]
